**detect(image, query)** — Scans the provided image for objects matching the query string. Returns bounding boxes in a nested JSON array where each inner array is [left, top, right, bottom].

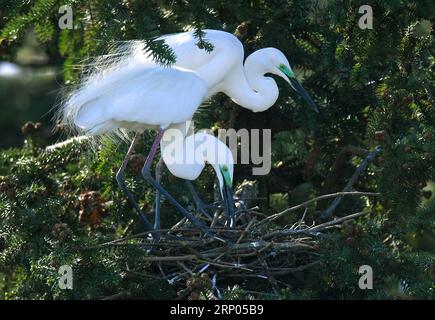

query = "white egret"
[[61, 29, 318, 235]]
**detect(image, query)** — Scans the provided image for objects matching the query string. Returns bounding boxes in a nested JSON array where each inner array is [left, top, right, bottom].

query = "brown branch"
[[142, 255, 197, 262], [321, 145, 369, 196], [257, 191, 379, 226], [310, 211, 369, 231]]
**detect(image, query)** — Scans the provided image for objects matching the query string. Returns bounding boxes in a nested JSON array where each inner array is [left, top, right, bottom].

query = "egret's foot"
[[142, 170, 214, 237]]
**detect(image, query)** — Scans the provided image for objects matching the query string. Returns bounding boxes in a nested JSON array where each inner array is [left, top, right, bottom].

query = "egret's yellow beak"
[[278, 64, 319, 113]]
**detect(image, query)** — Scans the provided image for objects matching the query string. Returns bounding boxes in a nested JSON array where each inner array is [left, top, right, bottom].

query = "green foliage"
[[0, 0, 434, 299]]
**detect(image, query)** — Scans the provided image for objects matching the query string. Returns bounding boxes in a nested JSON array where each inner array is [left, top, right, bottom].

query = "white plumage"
[[69, 66, 206, 134], [61, 29, 317, 137], [58, 29, 317, 234], [161, 130, 234, 195]]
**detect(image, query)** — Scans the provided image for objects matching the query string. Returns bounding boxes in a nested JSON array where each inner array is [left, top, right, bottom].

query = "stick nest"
[[88, 191, 378, 299]]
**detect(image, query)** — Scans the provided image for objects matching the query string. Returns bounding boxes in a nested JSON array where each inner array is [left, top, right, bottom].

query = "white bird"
[[157, 129, 235, 231], [60, 29, 317, 235]]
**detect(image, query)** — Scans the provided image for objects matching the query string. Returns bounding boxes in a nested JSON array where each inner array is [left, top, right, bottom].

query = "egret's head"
[[193, 132, 234, 198], [259, 48, 319, 113]]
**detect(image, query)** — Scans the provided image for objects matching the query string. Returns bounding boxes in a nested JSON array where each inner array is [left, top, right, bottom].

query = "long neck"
[[224, 52, 279, 112]]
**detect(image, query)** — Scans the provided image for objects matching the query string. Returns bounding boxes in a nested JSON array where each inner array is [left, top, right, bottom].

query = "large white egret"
[[61, 29, 318, 236]]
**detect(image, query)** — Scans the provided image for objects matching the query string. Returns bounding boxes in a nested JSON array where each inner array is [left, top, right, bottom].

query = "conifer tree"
[[0, 1, 433, 299]]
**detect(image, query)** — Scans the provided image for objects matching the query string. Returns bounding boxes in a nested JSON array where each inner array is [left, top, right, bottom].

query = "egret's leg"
[[154, 157, 164, 238], [185, 181, 213, 220], [141, 129, 213, 237], [116, 132, 153, 231]]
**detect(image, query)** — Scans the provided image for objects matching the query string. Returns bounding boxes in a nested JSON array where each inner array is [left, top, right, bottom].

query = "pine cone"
[[374, 130, 386, 143], [21, 121, 35, 135], [0, 180, 16, 198], [127, 153, 146, 175], [49, 259, 57, 268], [234, 21, 249, 40], [78, 191, 106, 227]]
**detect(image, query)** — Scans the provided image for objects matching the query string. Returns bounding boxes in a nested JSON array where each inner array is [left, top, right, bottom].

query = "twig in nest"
[[310, 211, 369, 231]]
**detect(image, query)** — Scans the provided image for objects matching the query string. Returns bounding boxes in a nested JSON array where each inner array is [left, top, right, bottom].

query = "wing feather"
[[63, 63, 207, 135]]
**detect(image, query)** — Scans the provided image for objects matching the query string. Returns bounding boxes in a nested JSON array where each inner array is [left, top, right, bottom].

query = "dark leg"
[[154, 157, 164, 233], [116, 132, 153, 231], [141, 129, 213, 237], [219, 183, 235, 228], [185, 181, 214, 220], [224, 185, 235, 228], [154, 157, 190, 241]]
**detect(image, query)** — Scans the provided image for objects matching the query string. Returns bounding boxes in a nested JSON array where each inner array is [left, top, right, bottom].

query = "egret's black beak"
[[222, 184, 235, 228], [218, 164, 235, 227], [289, 77, 319, 113]]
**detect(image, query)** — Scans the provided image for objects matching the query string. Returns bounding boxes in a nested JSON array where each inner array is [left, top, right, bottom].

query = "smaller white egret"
[[155, 130, 235, 232]]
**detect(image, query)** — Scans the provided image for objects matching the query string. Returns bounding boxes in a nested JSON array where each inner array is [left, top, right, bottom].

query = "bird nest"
[[86, 191, 378, 299]]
